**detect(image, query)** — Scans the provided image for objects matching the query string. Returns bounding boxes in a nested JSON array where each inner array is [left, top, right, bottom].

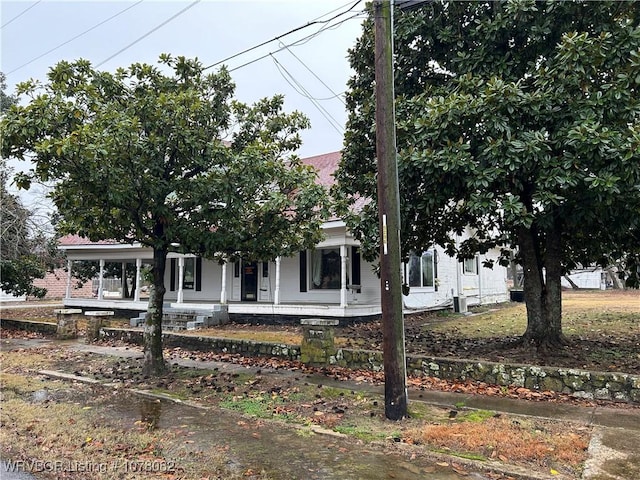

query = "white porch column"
[[65, 259, 72, 299], [274, 256, 281, 305], [121, 262, 126, 299], [477, 255, 483, 305], [177, 256, 185, 304], [98, 259, 105, 300], [134, 258, 142, 302], [340, 245, 348, 308], [220, 262, 227, 304]]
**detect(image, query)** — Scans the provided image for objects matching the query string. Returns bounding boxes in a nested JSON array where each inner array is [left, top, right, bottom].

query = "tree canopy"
[[1, 55, 329, 373], [1, 73, 55, 299], [334, 0, 640, 347]]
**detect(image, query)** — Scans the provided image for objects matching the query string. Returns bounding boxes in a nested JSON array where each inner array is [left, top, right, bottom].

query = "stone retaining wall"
[[101, 328, 299, 361], [0, 319, 57, 335], [330, 349, 639, 403], [2, 321, 638, 404], [101, 328, 639, 403]]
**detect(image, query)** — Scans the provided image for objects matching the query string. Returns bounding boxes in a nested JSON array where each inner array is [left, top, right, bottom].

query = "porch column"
[[177, 256, 185, 304], [65, 259, 72, 299], [121, 262, 126, 299], [340, 245, 348, 308], [134, 258, 142, 302], [274, 256, 281, 305], [478, 254, 483, 305], [98, 259, 105, 300], [220, 261, 227, 304]]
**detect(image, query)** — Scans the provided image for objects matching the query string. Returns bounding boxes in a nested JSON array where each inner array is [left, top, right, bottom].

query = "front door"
[[241, 261, 258, 301]]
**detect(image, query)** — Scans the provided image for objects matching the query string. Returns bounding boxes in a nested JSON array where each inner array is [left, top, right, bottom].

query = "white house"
[[58, 152, 509, 321]]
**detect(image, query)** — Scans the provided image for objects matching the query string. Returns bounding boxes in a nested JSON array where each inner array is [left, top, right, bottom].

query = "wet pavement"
[[2, 336, 639, 479], [100, 394, 470, 480]]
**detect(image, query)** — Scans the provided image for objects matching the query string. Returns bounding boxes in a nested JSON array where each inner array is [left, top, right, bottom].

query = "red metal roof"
[[58, 234, 118, 246], [302, 151, 340, 187]]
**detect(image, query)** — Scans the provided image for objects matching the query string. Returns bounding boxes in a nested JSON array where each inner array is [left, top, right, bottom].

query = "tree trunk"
[[518, 224, 566, 349], [606, 267, 624, 289], [143, 247, 168, 376], [563, 274, 580, 290]]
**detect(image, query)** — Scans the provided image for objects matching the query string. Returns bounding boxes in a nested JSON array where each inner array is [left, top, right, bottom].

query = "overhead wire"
[[270, 54, 344, 136], [213, 2, 365, 140], [227, 10, 365, 73], [1, 0, 41, 29], [5, 0, 361, 138], [279, 41, 346, 106], [7, 1, 144, 76], [96, 0, 200, 68], [204, 0, 363, 71]]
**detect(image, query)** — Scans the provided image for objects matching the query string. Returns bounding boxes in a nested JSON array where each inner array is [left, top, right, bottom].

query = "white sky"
[[1, 0, 365, 176]]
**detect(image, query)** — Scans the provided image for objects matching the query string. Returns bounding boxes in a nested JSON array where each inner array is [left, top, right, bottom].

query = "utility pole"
[[374, 0, 408, 421]]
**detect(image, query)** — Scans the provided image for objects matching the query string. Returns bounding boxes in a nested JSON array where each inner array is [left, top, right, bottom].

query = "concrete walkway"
[[3, 337, 639, 479], [62, 340, 640, 479]]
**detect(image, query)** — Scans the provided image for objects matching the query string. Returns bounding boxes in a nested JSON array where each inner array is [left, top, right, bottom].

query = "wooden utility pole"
[[374, 0, 408, 421]]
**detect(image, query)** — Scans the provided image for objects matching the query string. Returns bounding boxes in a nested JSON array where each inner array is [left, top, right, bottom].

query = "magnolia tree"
[[1, 73, 58, 298], [334, 1, 640, 349], [2, 56, 329, 374]]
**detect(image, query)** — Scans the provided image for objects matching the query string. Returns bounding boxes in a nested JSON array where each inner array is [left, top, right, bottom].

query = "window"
[[311, 248, 342, 290], [183, 257, 195, 289], [463, 257, 478, 275], [169, 257, 201, 291], [407, 250, 434, 288]]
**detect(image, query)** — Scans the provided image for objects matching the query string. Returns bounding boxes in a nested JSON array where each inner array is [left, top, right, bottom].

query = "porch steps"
[[130, 305, 229, 331]]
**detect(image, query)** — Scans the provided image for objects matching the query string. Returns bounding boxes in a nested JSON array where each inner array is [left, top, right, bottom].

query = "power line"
[[96, 0, 200, 68], [204, 0, 362, 71], [280, 42, 346, 106], [227, 11, 364, 74], [270, 54, 344, 136], [1, 0, 41, 29], [7, 1, 144, 76]]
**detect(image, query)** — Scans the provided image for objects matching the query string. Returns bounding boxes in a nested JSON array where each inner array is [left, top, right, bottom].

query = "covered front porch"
[[62, 296, 382, 321], [60, 222, 380, 322]]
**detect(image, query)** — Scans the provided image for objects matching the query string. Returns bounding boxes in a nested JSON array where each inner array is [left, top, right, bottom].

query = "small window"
[[262, 262, 269, 277], [463, 257, 478, 275], [407, 250, 434, 288], [311, 248, 342, 290]]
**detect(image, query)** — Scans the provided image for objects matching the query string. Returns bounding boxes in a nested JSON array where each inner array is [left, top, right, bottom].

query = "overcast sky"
[[2, 0, 366, 157]]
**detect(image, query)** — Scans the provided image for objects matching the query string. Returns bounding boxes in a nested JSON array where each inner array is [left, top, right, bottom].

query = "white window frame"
[[310, 247, 343, 290], [406, 250, 435, 290], [463, 256, 478, 275]]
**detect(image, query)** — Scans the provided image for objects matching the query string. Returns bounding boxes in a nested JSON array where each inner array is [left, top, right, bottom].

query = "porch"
[[61, 297, 382, 321]]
